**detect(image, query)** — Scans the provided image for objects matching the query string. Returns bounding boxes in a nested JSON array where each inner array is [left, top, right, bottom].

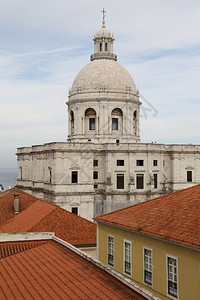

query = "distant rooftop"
[[0, 188, 96, 246], [95, 185, 200, 249]]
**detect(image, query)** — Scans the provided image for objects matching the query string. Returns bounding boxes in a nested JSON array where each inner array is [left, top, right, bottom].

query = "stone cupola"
[[90, 14, 117, 61]]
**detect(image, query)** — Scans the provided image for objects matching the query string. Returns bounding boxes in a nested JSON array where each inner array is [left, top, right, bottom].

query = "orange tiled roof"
[[95, 185, 200, 249], [0, 187, 36, 226], [0, 188, 96, 246], [0, 239, 147, 300]]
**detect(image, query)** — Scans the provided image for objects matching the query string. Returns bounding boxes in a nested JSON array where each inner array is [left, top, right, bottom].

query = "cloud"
[[0, 0, 200, 167]]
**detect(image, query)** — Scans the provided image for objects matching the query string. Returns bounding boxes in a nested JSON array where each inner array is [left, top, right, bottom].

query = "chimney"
[[14, 194, 20, 214]]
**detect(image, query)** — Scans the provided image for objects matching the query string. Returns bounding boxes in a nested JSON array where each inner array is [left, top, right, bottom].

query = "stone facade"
[[17, 19, 200, 221]]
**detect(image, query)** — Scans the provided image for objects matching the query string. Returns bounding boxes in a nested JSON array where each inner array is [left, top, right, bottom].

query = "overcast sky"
[[0, 0, 200, 168]]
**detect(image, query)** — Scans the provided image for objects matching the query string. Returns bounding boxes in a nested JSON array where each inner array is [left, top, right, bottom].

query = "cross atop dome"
[[101, 8, 106, 28]]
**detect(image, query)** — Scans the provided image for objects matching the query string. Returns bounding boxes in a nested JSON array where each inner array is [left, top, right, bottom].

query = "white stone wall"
[[17, 142, 200, 221]]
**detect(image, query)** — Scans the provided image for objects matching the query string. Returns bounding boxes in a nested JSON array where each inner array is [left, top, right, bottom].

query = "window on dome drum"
[[71, 207, 78, 215], [89, 118, 95, 130], [117, 174, 124, 189], [93, 160, 98, 167], [100, 42, 102, 51], [136, 174, 144, 189], [153, 174, 158, 189], [70, 111, 74, 134], [117, 160, 124, 166], [124, 240, 131, 276], [71, 171, 78, 183], [112, 118, 118, 130], [93, 171, 98, 180], [167, 256, 178, 298], [153, 160, 158, 166], [108, 236, 114, 267], [105, 42, 108, 51], [136, 160, 144, 166], [49, 170, 52, 183], [144, 248, 152, 286], [187, 170, 192, 182]]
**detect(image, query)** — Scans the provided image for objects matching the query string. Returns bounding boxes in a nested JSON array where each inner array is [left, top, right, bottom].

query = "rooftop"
[[0, 188, 96, 246], [0, 233, 155, 300], [95, 185, 200, 249]]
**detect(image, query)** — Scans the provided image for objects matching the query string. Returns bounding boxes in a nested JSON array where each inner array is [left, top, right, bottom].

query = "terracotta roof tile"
[[0, 239, 147, 300], [95, 185, 200, 249], [0, 188, 36, 226], [0, 188, 96, 246]]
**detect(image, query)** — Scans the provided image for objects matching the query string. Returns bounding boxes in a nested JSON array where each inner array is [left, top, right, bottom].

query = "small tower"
[[90, 9, 117, 61]]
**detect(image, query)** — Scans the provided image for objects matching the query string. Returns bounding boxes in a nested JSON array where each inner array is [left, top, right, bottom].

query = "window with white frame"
[[144, 248, 152, 286], [167, 256, 178, 298], [124, 240, 131, 276], [108, 236, 114, 266]]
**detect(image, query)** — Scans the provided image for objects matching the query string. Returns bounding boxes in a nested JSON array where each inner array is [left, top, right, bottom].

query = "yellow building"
[[95, 185, 200, 300]]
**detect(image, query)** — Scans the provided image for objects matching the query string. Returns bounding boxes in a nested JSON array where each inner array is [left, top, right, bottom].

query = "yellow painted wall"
[[98, 223, 200, 300]]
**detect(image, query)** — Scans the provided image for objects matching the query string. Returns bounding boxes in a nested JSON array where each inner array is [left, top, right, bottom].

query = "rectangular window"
[[89, 118, 95, 130], [112, 118, 118, 130], [144, 249, 152, 286], [108, 236, 114, 266], [167, 256, 178, 298], [124, 240, 131, 276], [136, 174, 144, 189], [117, 160, 124, 166], [71, 171, 78, 183], [187, 170, 192, 182], [71, 207, 78, 215], [93, 171, 98, 180], [94, 184, 98, 189], [136, 160, 144, 166], [93, 159, 98, 167], [117, 174, 124, 189], [153, 174, 158, 189], [100, 42, 102, 51], [153, 160, 158, 166]]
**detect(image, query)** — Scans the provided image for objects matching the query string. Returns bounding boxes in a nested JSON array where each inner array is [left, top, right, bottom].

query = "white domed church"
[[17, 17, 200, 221]]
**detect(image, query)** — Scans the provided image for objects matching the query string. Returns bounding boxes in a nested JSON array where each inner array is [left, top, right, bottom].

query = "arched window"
[[105, 42, 108, 51], [85, 108, 96, 131], [70, 111, 74, 134], [111, 108, 123, 131]]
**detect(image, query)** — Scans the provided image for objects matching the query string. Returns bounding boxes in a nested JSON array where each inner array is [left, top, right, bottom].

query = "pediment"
[[70, 165, 80, 170], [185, 166, 194, 170]]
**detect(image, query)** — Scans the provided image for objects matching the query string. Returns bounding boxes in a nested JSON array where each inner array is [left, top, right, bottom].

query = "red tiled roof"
[[95, 185, 200, 249], [0, 240, 48, 259], [0, 239, 147, 300], [0, 188, 96, 246], [0, 188, 36, 226]]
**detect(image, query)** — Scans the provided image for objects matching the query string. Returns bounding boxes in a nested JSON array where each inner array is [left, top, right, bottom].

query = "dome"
[[71, 59, 136, 94], [96, 27, 111, 38]]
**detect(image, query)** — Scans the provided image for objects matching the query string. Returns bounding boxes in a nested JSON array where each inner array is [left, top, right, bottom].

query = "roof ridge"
[[29, 205, 59, 232]]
